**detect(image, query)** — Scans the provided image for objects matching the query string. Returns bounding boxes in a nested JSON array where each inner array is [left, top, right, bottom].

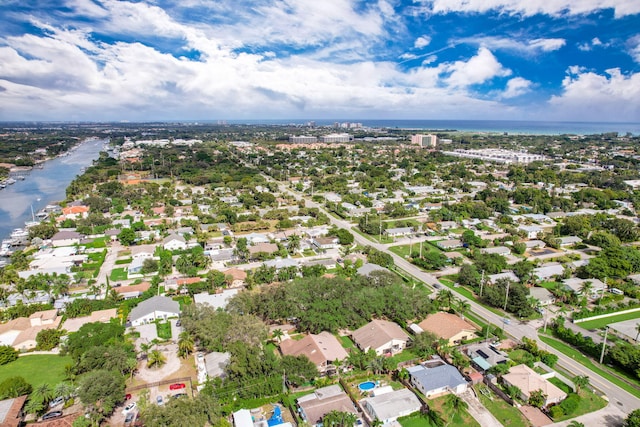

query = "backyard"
[[576, 310, 640, 330], [475, 384, 531, 427], [0, 354, 72, 388]]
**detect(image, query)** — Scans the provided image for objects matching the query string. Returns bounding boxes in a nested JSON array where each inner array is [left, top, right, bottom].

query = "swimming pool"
[[358, 381, 376, 392]]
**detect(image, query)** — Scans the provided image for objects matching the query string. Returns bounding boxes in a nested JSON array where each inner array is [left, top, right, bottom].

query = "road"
[[271, 178, 640, 421]]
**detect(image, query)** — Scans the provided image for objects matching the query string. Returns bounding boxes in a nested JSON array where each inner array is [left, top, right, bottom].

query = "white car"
[[122, 402, 137, 415]]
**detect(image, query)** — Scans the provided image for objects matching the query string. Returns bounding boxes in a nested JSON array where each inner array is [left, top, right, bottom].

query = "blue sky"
[[0, 0, 638, 122]]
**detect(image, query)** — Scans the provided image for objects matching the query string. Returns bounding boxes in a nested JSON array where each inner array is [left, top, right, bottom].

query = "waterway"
[[0, 138, 106, 242]]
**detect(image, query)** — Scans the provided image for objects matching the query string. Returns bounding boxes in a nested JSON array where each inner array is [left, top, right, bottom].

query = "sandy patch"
[[136, 343, 181, 383]]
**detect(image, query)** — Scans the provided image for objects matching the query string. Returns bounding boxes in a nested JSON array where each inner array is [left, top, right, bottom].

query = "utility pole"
[[503, 280, 510, 311], [599, 326, 609, 364], [479, 270, 485, 297]]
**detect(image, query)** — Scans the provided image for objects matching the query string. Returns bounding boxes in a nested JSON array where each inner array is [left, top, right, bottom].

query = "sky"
[[0, 0, 639, 123]]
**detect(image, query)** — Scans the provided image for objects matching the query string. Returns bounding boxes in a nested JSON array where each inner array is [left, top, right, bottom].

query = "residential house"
[[439, 221, 458, 231], [113, 282, 151, 299], [558, 236, 583, 247], [223, 268, 247, 287], [50, 230, 82, 247], [480, 246, 511, 256], [518, 225, 543, 239], [415, 312, 478, 345], [488, 271, 519, 285], [362, 388, 421, 425], [61, 308, 118, 333], [244, 233, 270, 245], [356, 263, 390, 277], [465, 343, 509, 372], [407, 358, 468, 397], [312, 236, 340, 250], [524, 240, 546, 249], [351, 319, 410, 356], [437, 239, 463, 250], [128, 295, 180, 326], [204, 352, 230, 379], [502, 364, 567, 407], [193, 289, 240, 310], [563, 278, 606, 297], [533, 263, 564, 281], [529, 287, 556, 306], [279, 332, 348, 375], [0, 395, 27, 427], [0, 309, 62, 351], [385, 227, 413, 237], [60, 205, 89, 220], [162, 233, 187, 251], [297, 385, 357, 427], [248, 242, 279, 258]]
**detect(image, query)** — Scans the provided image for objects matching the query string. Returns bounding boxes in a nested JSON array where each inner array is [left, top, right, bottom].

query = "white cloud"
[[502, 77, 533, 98], [578, 37, 607, 51], [425, 0, 640, 18], [548, 68, 640, 121], [459, 36, 565, 54], [628, 35, 640, 63], [414, 35, 432, 49], [444, 47, 511, 87], [422, 55, 438, 65]]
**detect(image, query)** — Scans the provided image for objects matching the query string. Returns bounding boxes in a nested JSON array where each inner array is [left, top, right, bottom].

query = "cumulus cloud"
[[425, 0, 640, 18], [502, 77, 533, 98], [628, 35, 640, 63], [578, 37, 607, 51], [548, 68, 640, 121], [444, 47, 511, 88], [459, 36, 565, 54], [414, 35, 432, 48]]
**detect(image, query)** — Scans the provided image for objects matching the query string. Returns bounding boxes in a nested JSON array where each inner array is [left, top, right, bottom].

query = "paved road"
[[271, 178, 640, 420]]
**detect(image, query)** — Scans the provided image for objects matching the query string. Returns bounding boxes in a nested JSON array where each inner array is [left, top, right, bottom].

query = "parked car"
[[169, 383, 185, 390], [172, 393, 188, 399], [124, 411, 136, 425], [49, 396, 64, 408], [42, 411, 63, 421], [156, 396, 164, 406], [122, 402, 137, 415], [125, 393, 132, 400]]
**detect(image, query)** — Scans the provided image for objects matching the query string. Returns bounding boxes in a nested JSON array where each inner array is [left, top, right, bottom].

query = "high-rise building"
[[411, 134, 438, 148]]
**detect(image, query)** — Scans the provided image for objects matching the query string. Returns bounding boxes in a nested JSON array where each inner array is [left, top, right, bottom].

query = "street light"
[[503, 280, 510, 311]]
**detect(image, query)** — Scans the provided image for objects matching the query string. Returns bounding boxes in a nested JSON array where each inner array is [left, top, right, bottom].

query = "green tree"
[[281, 355, 318, 387], [573, 375, 590, 393], [148, 349, 167, 368], [322, 410, 357, 427], [445, 394, 468, 420], [117, 228, 136, 246], [0, 376, 32, 399], [0, 345, 18, 365], [178, 332, 194, 359], [77, 369, 125, 421], [36, 328, 65, 351], [625, 409, 640, 427], [528, 389, 547, 408]]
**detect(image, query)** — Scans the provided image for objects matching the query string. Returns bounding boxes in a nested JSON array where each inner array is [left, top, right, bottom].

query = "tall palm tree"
[[455, 298, 471, 319], [579, 280, 594, 298], [272, 328, 285, 343], [178, 332, 194, 358], [32, 383, 54, 406], [573, 375, 590, 394], [437, 289, 454, 310], [445, 394, 468, 426]]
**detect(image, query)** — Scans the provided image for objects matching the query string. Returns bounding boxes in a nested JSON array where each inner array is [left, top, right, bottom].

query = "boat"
[[16, 176, 25, 180], [0, 243, 13, 257], [5, 178, 16, 185]]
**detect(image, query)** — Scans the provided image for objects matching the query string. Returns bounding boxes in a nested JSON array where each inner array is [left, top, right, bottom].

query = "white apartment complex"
[[411, 134, 438, 148], [442, 149, 545, 164]]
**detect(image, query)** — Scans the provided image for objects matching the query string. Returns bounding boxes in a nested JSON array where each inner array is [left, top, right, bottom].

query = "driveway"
[[460, 389, 503, 427]]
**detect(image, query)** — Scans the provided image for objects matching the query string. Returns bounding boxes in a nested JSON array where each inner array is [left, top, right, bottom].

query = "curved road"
[[272, 178, 640, 421]]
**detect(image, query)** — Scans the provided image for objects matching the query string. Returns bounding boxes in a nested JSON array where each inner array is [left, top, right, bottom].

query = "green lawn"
[[115, 258, 132, 265], [389, 242, 442, 259], [538, 334, 640, 399], [389, 349, 418, 365], [475, 385, 531, 427], [83, 237, 107, 248], [0, 355, 72, 388], [551, 390, 607, 422], [548, 377, 572, 394], [110, 267, 128, 281], [398, 413, 437, 427], [577, 310, 640, 330], [339, 335, 355, 350], [173, 295, 192, 310], [156, 321, 172, 339], [428, 394, 480, 427]]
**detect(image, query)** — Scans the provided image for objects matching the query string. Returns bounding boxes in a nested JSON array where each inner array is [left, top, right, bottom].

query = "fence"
[[125, 376, 193, 393]]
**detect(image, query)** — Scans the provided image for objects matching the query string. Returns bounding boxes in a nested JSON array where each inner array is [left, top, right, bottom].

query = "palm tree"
[[178, 332, 194, 358], [53, 382, 75, 401], [445, 394, 468, 426], [427, 409, 445, 427], [455, 298, 471, 319], [147, 349, 166, 368], [506, 385, 522, 401], [579, 280, 594, 298], [437, 289, 454, 310], [573, 375, 590, 394], [272, 328, 285, 343], [568, 421, 585, 427]]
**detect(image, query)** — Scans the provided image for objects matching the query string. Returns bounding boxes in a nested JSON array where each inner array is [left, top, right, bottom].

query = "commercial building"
[[411, 134, 438, 148], [441, 149, 545, 164]]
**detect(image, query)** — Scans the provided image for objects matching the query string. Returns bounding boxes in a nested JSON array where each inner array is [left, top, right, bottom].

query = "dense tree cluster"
[[228, 273, 434, 333]]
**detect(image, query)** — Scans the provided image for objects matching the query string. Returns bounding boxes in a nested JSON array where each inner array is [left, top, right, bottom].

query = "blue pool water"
[[267, 405, 283, 426], [358, 381, 376, 391]]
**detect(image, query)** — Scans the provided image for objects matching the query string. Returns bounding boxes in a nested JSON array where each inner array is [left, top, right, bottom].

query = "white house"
[[408, 359, 468, 397], [162, 233, 187, 251], [362, 388, 421, 425], [518, 225, 543, 239], [129, 295, 180, 326], [351, 319, 410, 356]]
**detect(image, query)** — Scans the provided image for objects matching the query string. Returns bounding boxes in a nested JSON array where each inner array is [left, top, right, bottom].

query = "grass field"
[[0, 355, 72, 388], [339, 335, 355, 350], [550, 389, 607, 422], [389, 242, 442, 259], [110, 267, 128, 281], [156, 321, 172, 339], [427, 394, 480, 427], [475, 384, 531, 427], [577, 310, 640, 330], [538, 334, 640, 399]]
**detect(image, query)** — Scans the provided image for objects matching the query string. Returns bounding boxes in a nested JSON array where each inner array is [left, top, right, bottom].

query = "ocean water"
[[219, 119, 640, 135]]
